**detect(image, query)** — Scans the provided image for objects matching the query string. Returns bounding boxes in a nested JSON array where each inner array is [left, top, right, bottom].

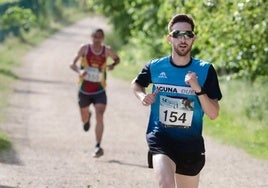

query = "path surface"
[[0, 16, 267, 188]]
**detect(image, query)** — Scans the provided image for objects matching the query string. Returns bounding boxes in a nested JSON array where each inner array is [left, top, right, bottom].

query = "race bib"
[[83, 67, 102, 82], [159, 95, 194, 128]]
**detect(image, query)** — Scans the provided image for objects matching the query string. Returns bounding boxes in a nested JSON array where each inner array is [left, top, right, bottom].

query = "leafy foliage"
[[88, 0, 268, 81], [0, 6, 36, 38], [0, 0, 85, 41], [195, 0, 268, 81]]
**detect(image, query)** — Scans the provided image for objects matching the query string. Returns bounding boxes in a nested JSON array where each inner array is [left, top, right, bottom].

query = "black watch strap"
[[195, 87, 206, 96]]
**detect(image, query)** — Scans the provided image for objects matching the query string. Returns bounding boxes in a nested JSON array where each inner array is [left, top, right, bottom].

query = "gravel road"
[[0, 16, 267, 188]]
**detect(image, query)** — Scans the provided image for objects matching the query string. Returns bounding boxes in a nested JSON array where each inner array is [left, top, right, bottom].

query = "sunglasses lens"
[[185, 31, 194, 38], [170, 31, 194, 39], [172, 31, 181, 38]]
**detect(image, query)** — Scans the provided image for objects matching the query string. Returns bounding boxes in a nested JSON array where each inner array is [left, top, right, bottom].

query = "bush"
[[0, 6, 36, 39]]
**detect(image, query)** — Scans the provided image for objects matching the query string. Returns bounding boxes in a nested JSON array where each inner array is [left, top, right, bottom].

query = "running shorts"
[[78, 91, 107, 108], [146, 131, 205, 176]]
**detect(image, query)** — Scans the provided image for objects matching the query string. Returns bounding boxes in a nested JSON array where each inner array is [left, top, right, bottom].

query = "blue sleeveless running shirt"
[[148, 56, 210, 141]]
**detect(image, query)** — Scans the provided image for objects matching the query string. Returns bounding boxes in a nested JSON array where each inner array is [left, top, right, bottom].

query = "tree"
[[0, 6, 36, 40], [90, 0, 267, 80]]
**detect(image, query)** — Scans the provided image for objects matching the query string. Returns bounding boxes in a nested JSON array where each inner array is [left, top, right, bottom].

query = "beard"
[[173, 43, 192, 56]]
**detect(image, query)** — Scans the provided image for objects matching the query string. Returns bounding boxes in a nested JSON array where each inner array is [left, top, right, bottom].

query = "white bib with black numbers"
[[84, 67, 102, 82], [159, 95, 194, 128]]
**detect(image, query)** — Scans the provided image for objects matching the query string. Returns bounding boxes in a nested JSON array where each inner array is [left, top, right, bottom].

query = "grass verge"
[[204, 78, 268, 160]]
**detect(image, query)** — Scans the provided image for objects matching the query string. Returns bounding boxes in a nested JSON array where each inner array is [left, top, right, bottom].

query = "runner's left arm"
[[106, 47, 120, 70]]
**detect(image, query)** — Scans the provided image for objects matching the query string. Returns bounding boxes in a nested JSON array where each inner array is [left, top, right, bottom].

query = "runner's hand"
[[79, 69, 87, 77], [70, 63, 79, 73], [185, 71, 201, 92], [142, 89, 159, 106]]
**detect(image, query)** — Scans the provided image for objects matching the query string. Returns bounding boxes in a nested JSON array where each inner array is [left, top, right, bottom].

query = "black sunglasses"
[[169, 30, 195, 39]]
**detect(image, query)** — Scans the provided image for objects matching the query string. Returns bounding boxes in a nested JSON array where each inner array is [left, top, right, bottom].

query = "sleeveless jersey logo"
[[155, 84, 195, 95], [158, 72, 167, 79]]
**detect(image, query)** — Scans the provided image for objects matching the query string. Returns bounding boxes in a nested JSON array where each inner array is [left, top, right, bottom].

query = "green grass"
[[0, 37, 21, 122], [0, 132, 11, 151], [203, 78, 268, 160]]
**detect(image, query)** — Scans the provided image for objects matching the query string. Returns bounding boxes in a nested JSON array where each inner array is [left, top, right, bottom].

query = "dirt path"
[[0, 16, 267, 188]]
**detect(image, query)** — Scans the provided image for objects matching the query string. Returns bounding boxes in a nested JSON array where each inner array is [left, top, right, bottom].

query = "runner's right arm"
[[131, 80, 158, 106], [70, 45, 87, 75]]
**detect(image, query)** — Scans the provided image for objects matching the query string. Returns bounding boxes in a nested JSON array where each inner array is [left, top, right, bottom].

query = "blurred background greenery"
[[0, 0, 267, 159]]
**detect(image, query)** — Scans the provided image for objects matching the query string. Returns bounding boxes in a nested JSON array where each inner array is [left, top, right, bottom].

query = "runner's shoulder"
[[78, 44, 90, 55]]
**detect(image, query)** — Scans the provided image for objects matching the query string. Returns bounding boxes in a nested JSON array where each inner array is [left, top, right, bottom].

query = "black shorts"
[[78, 91, 107, 108], [146, 132, 205, 176]]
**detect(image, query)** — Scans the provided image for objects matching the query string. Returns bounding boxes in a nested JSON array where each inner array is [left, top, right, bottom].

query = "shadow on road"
[[0, 147, 22, 165], [0, 185, 17, 188], [102, 159, 148, 169], [0, 69, 18, 79], [18, 76, 68, 85]]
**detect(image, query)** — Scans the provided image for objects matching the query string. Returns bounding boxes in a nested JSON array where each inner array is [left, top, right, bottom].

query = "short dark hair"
[[168, 14, 195, 32], [92, 28, 104, 37]]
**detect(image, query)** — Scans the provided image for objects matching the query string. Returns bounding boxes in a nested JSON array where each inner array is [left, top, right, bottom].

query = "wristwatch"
[[195, 87, 206, 96]]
